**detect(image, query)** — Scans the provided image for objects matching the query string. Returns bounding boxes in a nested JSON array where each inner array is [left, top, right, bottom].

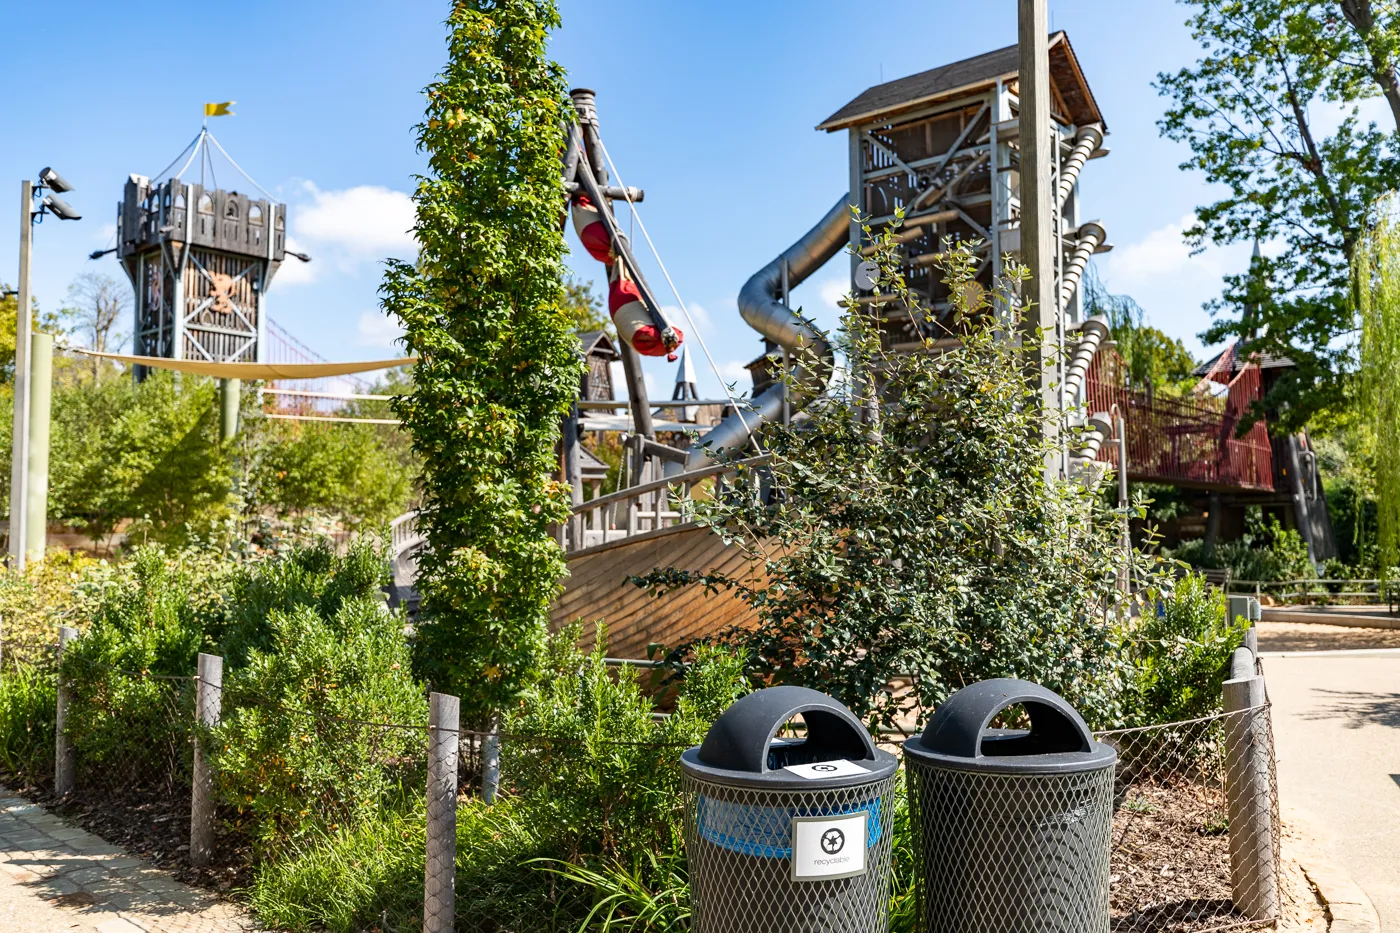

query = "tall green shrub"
[[381, 0, 581, 713], [638, 234, 1152, 731]]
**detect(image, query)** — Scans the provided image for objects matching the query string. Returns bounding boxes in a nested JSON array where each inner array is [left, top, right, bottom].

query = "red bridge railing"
[[1084, 346, 1274, 492]]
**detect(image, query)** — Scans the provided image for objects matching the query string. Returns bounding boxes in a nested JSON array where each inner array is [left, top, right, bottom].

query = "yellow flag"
[[203, 101, 235, 117]]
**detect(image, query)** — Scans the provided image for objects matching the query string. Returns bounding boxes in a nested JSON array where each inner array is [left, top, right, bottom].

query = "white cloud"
[[356, 309, 405, 351], [294, 182, 417, 257], [273, 236, 318, 287], [1095, 215, 1257, 356], [664, 302, 711, 330], [718, 359, 751, 391], [818, 276, 850, 310], [93, 222, 116, 247]]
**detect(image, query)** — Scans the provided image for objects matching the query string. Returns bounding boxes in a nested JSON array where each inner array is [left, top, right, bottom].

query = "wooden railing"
[[1227, 578, 1398, 612], [566, 456, 767, 552]]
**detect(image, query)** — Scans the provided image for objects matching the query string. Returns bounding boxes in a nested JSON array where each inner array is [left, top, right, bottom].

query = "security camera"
[[42, 195, 81, 221], [38, 167, 73, 193]]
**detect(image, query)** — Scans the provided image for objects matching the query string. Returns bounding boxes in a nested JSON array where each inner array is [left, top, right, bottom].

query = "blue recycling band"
[[695, 795, 883, 859]]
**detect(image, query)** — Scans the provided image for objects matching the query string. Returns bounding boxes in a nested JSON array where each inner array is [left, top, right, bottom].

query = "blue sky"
[[0, 1, 1276, 397]]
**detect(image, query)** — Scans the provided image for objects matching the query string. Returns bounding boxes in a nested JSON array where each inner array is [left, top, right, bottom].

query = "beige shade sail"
[[61, 346, 416, 379]]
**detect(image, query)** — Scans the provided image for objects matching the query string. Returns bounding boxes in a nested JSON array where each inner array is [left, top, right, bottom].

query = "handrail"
[[570, 455, 769, 516]]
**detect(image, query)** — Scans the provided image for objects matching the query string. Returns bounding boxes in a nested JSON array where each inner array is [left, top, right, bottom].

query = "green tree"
[[380, 0, 581, 714], [564, 276, 611, 336], [1158, 0, 1400, 428], [1353, 191, 1400, 577], [1084, 266, 1197, 397]]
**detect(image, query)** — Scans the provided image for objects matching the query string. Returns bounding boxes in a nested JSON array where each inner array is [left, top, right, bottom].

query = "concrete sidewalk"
[[1266, 652, 1400, 931], [0, 791, 256, 933]]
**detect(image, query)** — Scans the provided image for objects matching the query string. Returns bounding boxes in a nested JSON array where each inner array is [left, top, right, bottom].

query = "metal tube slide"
[[1056, 125, 1104, 210], [1058, 221, 1105, 313], [1065, 314, 1110, 401], [677, 196, 850, 472]]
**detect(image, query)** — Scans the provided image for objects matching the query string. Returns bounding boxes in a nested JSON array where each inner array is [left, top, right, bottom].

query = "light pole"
[[9, 169, 79, 571]]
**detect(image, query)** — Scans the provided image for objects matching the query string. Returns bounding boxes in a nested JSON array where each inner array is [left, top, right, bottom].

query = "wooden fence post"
[[54, 625, 78, 796], [425, 692, 460, 933], [1223, 673, 1277, 921], [190, 653, 223, 868]]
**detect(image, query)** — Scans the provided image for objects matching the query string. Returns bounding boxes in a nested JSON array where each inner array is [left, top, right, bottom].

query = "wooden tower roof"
[[817, 31, 1104, 132]]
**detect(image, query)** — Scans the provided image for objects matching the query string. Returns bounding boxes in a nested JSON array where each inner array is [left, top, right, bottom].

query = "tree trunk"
[[1340, 0, 1400, 132]]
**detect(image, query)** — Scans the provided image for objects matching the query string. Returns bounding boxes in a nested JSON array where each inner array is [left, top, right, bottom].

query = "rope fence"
[[0, 624, 1281, 933]]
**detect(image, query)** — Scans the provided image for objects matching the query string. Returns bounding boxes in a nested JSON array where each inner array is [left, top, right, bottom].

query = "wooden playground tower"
[[115, 128, 288, 371]]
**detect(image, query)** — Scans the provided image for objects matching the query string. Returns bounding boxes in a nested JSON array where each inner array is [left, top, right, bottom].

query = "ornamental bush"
[[381, 0, 581, 716], [638, 230, 1156, 732]]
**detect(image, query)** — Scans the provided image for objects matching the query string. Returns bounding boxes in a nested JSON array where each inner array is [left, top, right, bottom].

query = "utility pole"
[[1018, 0, 1060, 478], [9, 182, 32, 571]]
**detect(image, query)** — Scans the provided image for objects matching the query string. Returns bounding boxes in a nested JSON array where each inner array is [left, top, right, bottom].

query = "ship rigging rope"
[[596, 139, 760, 449]]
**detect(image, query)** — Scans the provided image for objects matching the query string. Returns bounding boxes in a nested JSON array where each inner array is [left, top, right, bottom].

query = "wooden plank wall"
[[550, 524, 764, 659]]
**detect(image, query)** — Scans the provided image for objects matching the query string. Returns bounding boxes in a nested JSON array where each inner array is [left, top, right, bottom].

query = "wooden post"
[[425, 692, 460, 933], [190, 653, 223, 868], [480, 713, 501, 805], [1018, 0, 1060, 476], [54, 625, 78, 795], [1223, 675, 1277, 921]]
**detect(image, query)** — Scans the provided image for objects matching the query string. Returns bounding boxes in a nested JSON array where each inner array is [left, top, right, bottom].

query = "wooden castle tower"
[[116, 132, 287, 368]]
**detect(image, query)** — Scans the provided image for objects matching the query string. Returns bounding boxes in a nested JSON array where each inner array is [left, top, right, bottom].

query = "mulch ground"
[[1110, 779, 1261, 933]]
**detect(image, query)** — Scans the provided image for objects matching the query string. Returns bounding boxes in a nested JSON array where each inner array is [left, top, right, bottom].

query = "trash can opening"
[[909, 678, 1112, 773], [690, 686, 892, 785]]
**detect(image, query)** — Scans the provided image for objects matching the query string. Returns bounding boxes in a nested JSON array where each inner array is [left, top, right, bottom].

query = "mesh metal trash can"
[[903, 678, 1116, 933], [681, 686, 899, 933]]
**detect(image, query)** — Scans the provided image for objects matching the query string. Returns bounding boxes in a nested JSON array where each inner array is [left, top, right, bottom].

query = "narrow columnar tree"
[[381, 0, 580, 714], [1354, 192, 1400, 579]]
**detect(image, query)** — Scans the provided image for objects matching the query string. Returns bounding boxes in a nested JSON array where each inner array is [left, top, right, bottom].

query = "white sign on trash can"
[[791, 812, 867, 881]]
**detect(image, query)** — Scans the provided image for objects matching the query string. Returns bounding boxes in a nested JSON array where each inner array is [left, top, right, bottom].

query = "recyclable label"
[[782, 759, 869, 780], [791, 812, 867, 881]]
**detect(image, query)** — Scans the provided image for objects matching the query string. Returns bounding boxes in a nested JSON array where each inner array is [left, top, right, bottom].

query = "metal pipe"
[[1058, 221, 1105, 314], [676, 196, 848, 471], [23, 333, 51, 563], [220, 377, 240, 442], [1056, 124, 1104, 210], [9, 181, 32, 571], [1064, 314, 1110, 401]]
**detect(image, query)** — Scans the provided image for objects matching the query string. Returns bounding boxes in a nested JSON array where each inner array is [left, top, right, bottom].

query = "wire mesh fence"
[[1096, 706, 1279, 933], [0, 628, 1282, 933]]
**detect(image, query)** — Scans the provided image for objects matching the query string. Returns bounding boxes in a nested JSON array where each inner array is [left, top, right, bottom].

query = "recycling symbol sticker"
[[792, 812, 866, 881]]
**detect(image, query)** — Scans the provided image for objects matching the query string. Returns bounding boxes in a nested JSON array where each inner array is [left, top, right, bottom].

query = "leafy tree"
[[381, 0, 581, 713], [1158, 0, 1400, 428], [564, 277, 612, 336], [1084, 266, 1198, 397], [1353, 191, 1400, 577], [637, 235, 1154, 731], [60, 272, 129, 376]]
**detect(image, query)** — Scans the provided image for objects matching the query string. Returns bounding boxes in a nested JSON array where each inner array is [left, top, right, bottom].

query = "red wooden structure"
[[1085, 342, 1274, 492]]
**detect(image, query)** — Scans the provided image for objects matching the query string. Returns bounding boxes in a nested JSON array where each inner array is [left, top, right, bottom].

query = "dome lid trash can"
[[681, 685, 899, 933], [903, 678, 1117, 933]]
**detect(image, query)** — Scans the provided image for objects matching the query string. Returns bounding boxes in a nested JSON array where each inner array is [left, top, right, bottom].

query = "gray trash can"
[[681, 686, 899, 933], [903, 678, 1116, 933]]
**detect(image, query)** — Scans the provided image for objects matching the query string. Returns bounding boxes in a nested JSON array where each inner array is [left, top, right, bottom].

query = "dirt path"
[[0, 790, 256, 933]]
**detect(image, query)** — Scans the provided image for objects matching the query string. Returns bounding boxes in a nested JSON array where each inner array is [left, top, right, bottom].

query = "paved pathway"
[[0, 791, 255, 933], [1263, 646, 1400, 930]]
